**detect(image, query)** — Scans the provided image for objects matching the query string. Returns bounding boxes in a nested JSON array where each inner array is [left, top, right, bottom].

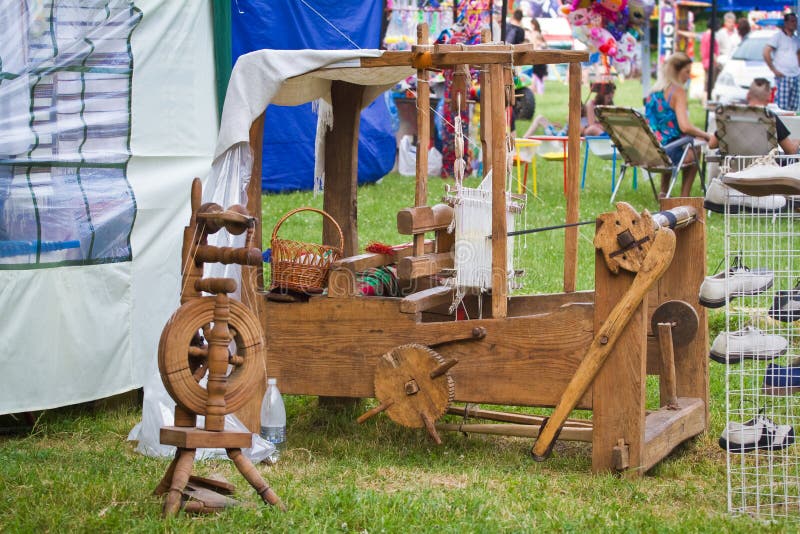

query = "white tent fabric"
[[0, 0, 414, 419], [0, 0, 216, 414]]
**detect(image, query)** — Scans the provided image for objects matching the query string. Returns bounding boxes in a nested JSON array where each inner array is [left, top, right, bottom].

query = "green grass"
[[0, 79, 784, 532]]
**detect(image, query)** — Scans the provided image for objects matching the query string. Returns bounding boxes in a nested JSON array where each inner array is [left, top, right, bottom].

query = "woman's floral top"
[[644, 87, 680, 145]]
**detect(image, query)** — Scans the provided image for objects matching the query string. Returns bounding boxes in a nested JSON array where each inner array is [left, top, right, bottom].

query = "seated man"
[[709, 78, 799, 155]]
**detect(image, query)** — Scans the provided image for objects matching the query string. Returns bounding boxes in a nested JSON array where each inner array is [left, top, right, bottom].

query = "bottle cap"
[[268, 378, 277, 385]]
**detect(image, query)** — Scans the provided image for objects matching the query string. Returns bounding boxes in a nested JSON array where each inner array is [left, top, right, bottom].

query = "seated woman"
[[644, 52, 712, 197], [521, 83, 615, 138], [583, 82, 615, 136]]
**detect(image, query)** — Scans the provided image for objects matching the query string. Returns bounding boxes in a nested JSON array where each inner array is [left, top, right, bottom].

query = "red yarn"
[[365, 241, 395, 255]]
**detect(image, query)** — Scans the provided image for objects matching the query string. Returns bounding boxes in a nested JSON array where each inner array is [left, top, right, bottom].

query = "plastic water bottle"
[[259, 378, 286, 463]]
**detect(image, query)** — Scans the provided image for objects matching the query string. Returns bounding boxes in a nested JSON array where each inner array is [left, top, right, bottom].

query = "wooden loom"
[[225, 33, 709, 475]]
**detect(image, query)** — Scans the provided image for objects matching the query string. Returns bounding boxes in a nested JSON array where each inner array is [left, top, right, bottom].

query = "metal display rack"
[[722, 154, 800, 520]]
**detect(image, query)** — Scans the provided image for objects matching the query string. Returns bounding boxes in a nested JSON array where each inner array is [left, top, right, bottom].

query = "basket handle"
[[271, 207, 345, 252]]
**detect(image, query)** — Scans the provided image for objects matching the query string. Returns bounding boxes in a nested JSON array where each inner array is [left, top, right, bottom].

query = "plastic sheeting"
[[231, 0, 399, 192], [0, 1, 139, 267], [0, 0, 218, 414]]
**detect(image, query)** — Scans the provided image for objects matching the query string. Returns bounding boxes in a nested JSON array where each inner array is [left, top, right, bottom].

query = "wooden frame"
[[233, 41, 708, 475]]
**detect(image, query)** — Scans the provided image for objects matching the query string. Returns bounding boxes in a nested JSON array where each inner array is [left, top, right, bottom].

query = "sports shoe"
[[719, 415, 795, 453], [698, 259, 774, 308], [709, 326, 788, 364], [768, 282, 800, 322], [703, 178, 786, 214], [763, 363, 800, 395]]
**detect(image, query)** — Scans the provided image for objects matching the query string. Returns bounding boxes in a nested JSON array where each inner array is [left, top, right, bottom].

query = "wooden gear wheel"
[[158, 297, 264, 416], [360, 344, 458, 444]]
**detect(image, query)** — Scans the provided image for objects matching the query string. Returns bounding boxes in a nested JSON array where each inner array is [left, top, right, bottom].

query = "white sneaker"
[[698, 262, 774, 308], [703, 178, 786, 214], [709, 326, 788, 363], [720, 415, 795, 453]]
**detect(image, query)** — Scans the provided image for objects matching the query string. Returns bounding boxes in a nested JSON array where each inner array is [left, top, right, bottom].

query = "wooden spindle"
[[657, 322, 679, 409]]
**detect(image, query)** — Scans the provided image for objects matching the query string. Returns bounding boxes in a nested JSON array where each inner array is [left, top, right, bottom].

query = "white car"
[[712, 29, 777, 104]]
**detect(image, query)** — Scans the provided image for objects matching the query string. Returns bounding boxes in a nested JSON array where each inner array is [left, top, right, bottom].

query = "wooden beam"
[[237, 111, 268, 433], [399, 286, 455, 314], [479, 29, 492, 175], [397, 204, 454, 234], [436, 422, 592, 442], [489, 62, 508, 319], [324, 81, 364, 257], [160, 427, 252, 449], [657, 197, 709, 428], [640, 397, 705, 473], [397, 252, 453, 280], [514, 50, 590, 65], [414, 23, 430, 257], [355, 48, 589, 68], [563, 62, 581, 293], [264, 297, 595, 408], [590, 260, 648, 473]]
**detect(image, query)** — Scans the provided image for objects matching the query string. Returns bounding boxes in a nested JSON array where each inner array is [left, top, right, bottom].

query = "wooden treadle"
[[641, 397, 705, 473]]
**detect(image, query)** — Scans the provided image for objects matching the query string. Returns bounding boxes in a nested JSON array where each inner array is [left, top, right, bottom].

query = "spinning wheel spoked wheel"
[[158, 297, 263, 416], [357, 344, 458, 444]]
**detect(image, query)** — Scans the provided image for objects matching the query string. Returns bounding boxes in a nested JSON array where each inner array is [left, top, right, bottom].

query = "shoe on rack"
[[768, 282, 800, 322], [722, 161, 800, 197], [698, 259, 774, 308], [703, 178, 787, 214], [719, 415, 795, 453], [709, 326, 788, 364], [763, 363, 800, 395]]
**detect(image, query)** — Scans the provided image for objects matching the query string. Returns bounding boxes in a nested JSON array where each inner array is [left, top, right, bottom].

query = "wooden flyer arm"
[[532, 228, 677, 461]]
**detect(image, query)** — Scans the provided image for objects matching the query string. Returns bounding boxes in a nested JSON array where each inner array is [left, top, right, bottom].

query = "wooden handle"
[[195, 245, 262, 266], [195, 278, 237, 295], [532, 229, 676, 460]]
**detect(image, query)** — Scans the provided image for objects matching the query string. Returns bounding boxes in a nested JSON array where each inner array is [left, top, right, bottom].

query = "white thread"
[[298, 0, 362, 50]]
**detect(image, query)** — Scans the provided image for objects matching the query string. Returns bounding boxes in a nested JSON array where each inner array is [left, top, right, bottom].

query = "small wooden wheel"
[[650, 300, 699, 347], [158, 297, 263, 416], [359, 344, 458, 444]]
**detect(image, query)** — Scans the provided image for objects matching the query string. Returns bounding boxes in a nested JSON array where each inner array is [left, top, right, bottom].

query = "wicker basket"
[[269, 207, 344, 294]]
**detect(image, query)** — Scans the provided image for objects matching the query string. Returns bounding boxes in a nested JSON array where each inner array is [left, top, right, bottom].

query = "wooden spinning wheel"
[[152, 179, 283, 517], [158, 297, 263, 416]]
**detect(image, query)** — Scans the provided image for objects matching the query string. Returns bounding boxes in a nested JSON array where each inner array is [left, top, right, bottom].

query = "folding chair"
[[595, 106, 705, 202], [714, 104, 778, 171]]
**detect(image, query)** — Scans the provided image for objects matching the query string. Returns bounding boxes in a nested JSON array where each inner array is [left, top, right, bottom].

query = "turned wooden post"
[[413, 23, 430, 257], [203, 292, 232, 431], [489, 62, 508, 319], [480, 28, 492, 172], [563, 61, 581, 293]]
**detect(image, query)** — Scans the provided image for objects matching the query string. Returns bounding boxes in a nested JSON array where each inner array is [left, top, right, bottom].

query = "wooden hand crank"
[[531, 227, 676, 461]]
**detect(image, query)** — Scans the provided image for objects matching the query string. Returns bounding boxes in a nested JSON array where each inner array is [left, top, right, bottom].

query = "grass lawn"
[[0, 78, 787, 532]]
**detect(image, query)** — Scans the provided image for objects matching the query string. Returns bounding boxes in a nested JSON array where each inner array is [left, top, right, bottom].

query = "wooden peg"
[[357, 400, 394, 424], [421, 412, 442, 444], [429, 358, 459, 379], [612, 439, 630, 471]]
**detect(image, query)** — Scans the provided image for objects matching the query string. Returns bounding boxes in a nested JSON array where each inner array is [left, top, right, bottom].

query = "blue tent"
[[715, 1, 796, 9], [231, 1, 396, 192]]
